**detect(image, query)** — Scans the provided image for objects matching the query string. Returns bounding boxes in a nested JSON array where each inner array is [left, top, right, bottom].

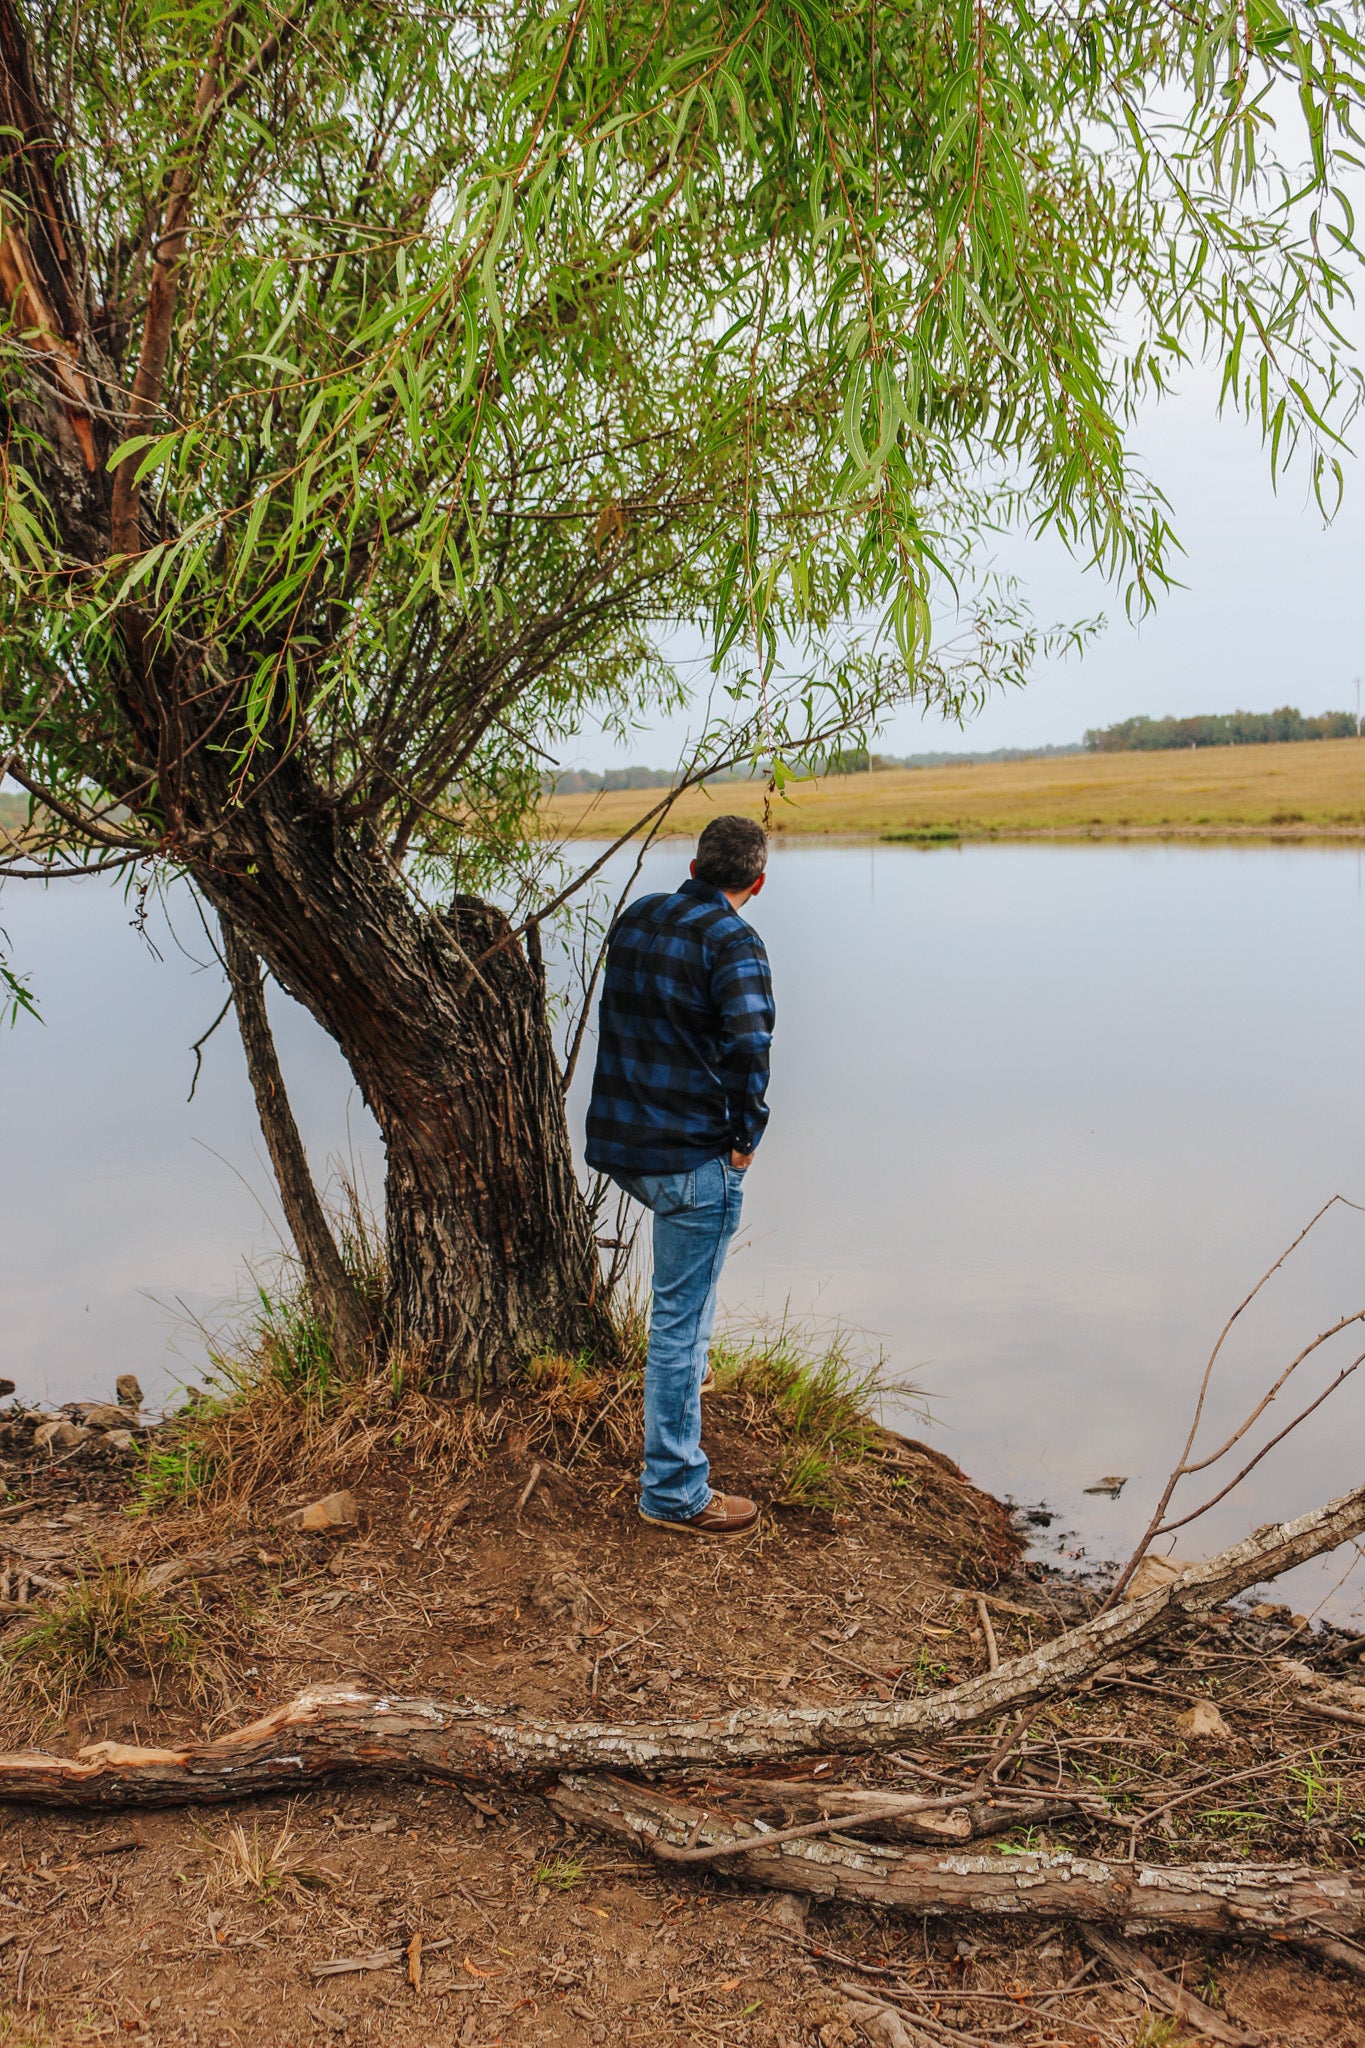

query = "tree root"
[[3, 1481, 1363, 1809]]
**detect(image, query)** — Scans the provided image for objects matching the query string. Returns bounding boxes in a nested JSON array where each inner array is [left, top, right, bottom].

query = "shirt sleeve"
[[711, 929, 775, 1155]]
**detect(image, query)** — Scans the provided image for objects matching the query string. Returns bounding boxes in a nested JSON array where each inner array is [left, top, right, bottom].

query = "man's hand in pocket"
[[730, 1149, 754, 1170]]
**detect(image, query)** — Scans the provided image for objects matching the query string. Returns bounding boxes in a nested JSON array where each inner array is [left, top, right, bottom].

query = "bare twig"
[[1106, 1198, 1365, 1606], [973, 1595, 1000, 1673]]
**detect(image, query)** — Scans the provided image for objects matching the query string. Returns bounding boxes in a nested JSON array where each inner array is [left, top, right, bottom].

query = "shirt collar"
[[678, 876, 732, 908]]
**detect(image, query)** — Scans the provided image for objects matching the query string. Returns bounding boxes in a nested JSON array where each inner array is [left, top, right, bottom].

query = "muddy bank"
[[4, 1383, 1365, 2046]]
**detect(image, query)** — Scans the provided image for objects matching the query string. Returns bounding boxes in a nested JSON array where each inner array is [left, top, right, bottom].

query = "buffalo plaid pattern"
[[584, 876, 774, 1175]]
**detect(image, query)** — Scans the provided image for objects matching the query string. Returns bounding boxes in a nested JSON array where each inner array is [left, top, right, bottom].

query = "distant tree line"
[[1085, 708, 1359, 752], [545, 765, 758, 794], [547, 743, 1086, 790], [547, 714, 1357, 790]]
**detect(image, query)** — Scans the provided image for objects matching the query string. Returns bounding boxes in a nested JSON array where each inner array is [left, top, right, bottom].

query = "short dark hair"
[[694, 814, 768, 891]]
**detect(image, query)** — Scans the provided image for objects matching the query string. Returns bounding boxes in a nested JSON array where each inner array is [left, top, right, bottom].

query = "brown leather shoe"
[[640, 1491, 759, 1538]]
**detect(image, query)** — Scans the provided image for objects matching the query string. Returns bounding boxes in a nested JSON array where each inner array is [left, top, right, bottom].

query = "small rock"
[[103, 1430, 136, 1452], [1175, 1700, 1232, 1741], [0, 1378, 15, 1398], [81, 1402, 136, 1431], [291, 1490, 360, 1532], [33, 1419, 90, 1453], [115, 1375, 143, 1409], [1124, 1553, 1197, 1600]]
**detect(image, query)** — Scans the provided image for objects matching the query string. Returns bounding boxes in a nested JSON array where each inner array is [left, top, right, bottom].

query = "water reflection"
[[5, 841, 1365, 1618]]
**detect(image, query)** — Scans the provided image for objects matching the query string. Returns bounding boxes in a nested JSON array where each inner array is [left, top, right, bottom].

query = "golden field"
[[544, 737, 1365, 842]]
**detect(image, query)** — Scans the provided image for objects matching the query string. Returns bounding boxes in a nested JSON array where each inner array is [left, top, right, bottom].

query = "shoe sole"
[[638, 1508, 758, 1539]]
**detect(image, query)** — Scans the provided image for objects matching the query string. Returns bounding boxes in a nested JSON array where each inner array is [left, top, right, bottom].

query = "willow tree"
[[2, 0, 1363, 1383]]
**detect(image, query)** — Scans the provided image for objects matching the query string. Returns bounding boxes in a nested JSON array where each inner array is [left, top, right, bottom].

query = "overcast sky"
[[574, 358, 1365, 768]]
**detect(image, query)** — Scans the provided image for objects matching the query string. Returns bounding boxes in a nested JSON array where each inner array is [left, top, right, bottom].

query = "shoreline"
[[551, 821, 1365, 847], [542, 735, 1365, 845]]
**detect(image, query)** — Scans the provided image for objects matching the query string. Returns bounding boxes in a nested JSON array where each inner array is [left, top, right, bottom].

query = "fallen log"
[[546, 1772, 1365, 1940], [2, 1481, 1363, 1808]]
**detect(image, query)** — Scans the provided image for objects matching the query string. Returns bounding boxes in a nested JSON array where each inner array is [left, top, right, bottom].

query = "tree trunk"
[[218, 915, 371, 1367], [193, 773, 612, 1387]]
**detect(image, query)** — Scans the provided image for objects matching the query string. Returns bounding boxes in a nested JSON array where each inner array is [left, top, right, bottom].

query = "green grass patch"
[[1, 1563, 206, 1728], [710, 1323, 913, 1509]]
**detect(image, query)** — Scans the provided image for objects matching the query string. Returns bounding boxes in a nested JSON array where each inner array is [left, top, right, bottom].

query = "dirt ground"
[[4, 1386, 1365, 2048]]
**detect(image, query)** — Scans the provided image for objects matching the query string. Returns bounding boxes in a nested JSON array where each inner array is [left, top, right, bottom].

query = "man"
[[585, 814, 774, 1537]]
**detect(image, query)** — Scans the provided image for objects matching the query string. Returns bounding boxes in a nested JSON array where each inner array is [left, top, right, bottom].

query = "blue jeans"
[[613, 1155, 746, 1521]]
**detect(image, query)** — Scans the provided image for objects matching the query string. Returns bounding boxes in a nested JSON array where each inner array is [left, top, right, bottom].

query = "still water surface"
[[5, 840, 1365, 1616]]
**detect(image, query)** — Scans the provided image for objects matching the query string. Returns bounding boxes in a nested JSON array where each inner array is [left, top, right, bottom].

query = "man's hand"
[[730, 1149, 755, 1170]]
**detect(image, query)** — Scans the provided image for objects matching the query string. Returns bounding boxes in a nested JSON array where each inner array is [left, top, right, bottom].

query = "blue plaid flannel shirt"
[[584, 876, 775, 1176]]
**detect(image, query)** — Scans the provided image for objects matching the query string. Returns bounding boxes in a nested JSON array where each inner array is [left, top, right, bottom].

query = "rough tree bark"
[[3, 1481, 1361, 1806], [0, 0, 613, 1385], [189, 773, 611, 1381], [545, 1772, 1365, 1938], [218, 916, 371, 1365]]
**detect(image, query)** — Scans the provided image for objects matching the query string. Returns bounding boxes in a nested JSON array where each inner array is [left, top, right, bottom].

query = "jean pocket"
[[641, 1169, 696, 1216]]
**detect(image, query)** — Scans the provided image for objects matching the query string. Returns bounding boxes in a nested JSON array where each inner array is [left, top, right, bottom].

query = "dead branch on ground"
[[546, 1770, 1365, 1940], [2, 1480, 1364, 1807]]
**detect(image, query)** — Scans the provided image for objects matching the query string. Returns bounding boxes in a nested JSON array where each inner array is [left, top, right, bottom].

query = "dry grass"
[[137, 1338, 502, 1520], [542, 736, 1365, 841], [196, 1816, 327, 1904], [0, 2020, 64, 2048], [132, 1253, 898, 1535], [136, 1203, 497, 1519]]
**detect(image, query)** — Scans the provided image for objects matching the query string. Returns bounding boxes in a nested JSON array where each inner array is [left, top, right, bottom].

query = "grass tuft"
[[0, 1563, 206, 1728], [710, 1322, 913, 1509], [534, 1853, 585, 1892], [197, 1816, 326, 1903]]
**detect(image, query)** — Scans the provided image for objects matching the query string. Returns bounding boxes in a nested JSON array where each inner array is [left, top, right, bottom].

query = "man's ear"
[[689, 859, 698, 877], [749, 872, 767, 897]]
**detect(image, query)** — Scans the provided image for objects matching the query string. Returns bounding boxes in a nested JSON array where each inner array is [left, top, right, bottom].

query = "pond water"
[[6, 840, 1365, 1619]]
